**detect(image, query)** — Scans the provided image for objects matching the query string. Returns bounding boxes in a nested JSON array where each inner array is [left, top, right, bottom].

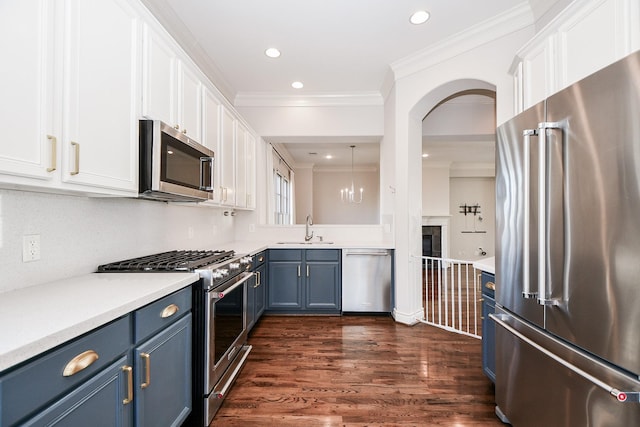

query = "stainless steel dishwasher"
[[341, 249, 392, 313]]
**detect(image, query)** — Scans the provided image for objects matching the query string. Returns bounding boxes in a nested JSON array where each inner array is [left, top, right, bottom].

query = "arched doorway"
[[388, 79, 498, 326]]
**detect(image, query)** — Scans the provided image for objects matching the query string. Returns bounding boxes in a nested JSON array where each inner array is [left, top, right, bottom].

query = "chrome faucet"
[[305, 214, 314, 242]]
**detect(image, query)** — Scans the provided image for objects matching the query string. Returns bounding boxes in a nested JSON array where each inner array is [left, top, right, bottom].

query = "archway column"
[[384, 27, 532, 325]]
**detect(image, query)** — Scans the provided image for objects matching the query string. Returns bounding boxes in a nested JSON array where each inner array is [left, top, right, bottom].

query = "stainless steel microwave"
[[139, 120, 214, 202]]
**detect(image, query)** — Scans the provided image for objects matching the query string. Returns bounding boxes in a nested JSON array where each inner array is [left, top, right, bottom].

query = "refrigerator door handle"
[[522, 129, 538, 299], [537, 121, 563, 306], [490, 313, 640, 403]]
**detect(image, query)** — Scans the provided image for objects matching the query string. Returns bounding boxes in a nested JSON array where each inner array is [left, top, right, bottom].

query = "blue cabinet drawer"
[[134, 286, 191, 343], [481, 272, 495, 299], [268, 249, 302, 261], [0, 316, 131, 427], [305, 249, 340, 262], [253, 251, 267, 267]]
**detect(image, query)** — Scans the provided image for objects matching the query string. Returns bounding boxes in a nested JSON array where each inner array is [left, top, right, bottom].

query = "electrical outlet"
[[23, 235, 41, 262]]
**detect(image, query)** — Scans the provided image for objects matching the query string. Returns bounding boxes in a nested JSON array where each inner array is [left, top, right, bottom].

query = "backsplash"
[[0, 188, 235, 293]]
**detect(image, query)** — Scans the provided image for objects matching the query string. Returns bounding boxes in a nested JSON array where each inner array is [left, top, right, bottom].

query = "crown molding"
[[234, 91, 384, 107], [390, 2, 534, 81]]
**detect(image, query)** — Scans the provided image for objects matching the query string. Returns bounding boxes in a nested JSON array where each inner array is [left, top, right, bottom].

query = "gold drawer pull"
[[140, 352, 150, 389], [62, 350, 99, 377], [485, 281, 496, 291], [122, 365, 133, 404], [161, 303, 179, 318]]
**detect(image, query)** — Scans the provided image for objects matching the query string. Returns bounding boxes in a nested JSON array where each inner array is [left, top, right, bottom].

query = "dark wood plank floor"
[[211, 315, 503, 426]]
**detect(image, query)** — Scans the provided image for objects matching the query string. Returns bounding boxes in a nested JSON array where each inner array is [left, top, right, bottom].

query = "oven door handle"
[[210, 272, 254, 299]]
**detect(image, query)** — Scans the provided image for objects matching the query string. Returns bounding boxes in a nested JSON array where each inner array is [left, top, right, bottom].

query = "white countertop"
[[0, 272, 198, 372], [472, 256, 495, 275], [229, 241, 394, 254]]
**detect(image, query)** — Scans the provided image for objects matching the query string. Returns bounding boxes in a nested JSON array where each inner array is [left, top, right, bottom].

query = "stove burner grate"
[[97, 250, 235, 272]]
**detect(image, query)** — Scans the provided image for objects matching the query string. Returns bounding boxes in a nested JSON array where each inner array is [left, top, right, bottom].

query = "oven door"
[[204, 271, 253, 393]]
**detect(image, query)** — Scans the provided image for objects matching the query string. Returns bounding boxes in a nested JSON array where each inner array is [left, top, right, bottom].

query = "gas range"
[[97, 249, 254, 425], [97, 249, 253, 289]]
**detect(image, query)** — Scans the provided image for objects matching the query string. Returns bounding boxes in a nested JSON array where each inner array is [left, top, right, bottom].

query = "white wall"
[[293, 166, 313, 224], [449, 177, 496, 260], [312, 168, 379, 224], [383, 25, 534, 325], [422, 164, 450, 216], [0, 188, 236, 293], [236, 105, 383, 139]]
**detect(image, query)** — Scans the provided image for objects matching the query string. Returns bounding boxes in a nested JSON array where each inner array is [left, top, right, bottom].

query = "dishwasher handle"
[[345, 251, 390, 256]]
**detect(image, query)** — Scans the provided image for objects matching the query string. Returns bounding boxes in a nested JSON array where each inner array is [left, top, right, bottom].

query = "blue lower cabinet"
[[134, 314, 192, 427], [267, 249, 341, 314], [0, 286, 194, 427], [23, 355, 133, 427]]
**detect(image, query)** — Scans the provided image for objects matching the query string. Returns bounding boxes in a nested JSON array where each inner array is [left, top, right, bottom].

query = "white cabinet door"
[[141, 22, 176, 126], [178, 62, 202, 142], [0, 0, 57, 181], [219, 106, 236, 206], [245, 132, 256, 210], [235, 122, 247, 208], [62, 0, 139, 193], [202, 86, 221, 204]]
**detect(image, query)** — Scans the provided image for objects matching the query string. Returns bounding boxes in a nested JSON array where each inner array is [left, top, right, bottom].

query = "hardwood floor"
[[211, 315, 503, 426]]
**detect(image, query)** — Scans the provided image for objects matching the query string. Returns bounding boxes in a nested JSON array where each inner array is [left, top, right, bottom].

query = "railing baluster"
[[419, 255, 481, 340]]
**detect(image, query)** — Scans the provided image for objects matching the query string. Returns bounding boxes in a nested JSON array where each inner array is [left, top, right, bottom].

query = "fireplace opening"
[[422, 226, 442, 258]]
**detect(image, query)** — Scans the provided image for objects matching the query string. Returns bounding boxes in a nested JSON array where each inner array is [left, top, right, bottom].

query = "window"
[[274, 171, 290, 224]]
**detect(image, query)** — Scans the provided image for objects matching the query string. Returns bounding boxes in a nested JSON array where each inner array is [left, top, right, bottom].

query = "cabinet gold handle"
[[70, 141, 80, 175], [182, 128, 187, 134], [254, 271, 261, 288], [46, 135, 57, 172], [160, 303, 179, 318], [140, 352, 150, 389], [62, 350, 99, 377], [174, 124, 180, 130], [478, 298, 484, 302], [258, 256, 264, 263], [486, 281, 496, 291], [122, 365, 133, 404]]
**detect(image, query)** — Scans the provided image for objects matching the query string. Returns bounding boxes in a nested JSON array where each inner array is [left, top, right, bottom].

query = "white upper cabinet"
[[219, 106, 236, 207], [0, 0, 139, 195], [0, 0, 56, 181], [245, 132, 257, 210], [141, 22, 204, 143], [62, 0, 139, 192], [141, 22, 175, 126], [177, 62, 203, 142], [513, 0, 640, 113], [233, 122, 257, 210], [202, 85, 222, 204], [235, 122, 248, 209]]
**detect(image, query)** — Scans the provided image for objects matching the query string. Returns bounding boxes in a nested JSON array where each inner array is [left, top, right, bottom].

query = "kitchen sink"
[[275, 241, 334, 245]]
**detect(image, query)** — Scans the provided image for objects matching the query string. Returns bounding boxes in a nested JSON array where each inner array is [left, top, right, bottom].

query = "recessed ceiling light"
[[291, 81, 304, 89], [422, 153, 429, 158], [325, 155, 333, 159], [410, 10, 430, 25], [265, 47, 281, 58]]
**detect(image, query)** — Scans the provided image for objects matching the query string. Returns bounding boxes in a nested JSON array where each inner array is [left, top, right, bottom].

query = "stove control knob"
[[218, 268, 229, 277], [240, 256, 252, 265], [212, 270, 224, 280], [229, 262, 240, 270]]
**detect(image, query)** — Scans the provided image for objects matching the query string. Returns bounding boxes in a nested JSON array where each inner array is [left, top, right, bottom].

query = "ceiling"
[[140, 0, 563, 166]]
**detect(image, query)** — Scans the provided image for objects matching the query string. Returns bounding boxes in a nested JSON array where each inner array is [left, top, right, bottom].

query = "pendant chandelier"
[[340, 145, 363, 204]]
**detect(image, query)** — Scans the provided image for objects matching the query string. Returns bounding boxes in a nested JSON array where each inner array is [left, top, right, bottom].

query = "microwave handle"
[[199, 156, 214, 191]]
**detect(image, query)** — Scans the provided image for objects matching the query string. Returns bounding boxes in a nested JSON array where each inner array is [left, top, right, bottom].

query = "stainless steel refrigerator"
[[494, 51, 640, 426]]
